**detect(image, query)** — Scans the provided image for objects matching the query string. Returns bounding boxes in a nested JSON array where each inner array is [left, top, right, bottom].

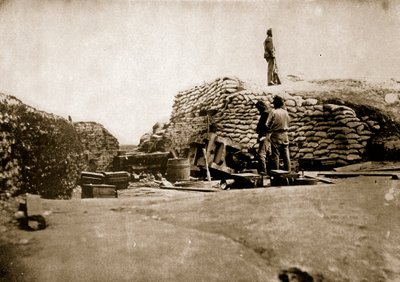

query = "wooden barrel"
[[166, 158, 190, 182]]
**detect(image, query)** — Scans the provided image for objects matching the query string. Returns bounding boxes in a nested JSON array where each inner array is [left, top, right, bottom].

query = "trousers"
[[270, 141, 291, 172], [267, 57, 275, 85], [258, 138, 270, 174]]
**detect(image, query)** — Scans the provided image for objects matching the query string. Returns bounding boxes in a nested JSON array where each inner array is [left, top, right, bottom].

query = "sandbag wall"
[[74, 122, 119, 171], [283, 97, 379, 164], [165, 77, 383, 166], [167, 77, 243, 150], [0, 93, 84, 199], [164, 116, 209, 152]]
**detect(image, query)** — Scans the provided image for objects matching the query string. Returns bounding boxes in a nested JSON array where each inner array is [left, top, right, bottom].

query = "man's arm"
[[265, 110, 275, 132]]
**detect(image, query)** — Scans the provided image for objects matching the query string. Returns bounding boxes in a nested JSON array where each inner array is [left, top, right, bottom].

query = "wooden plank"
[[202, 148, 212, 182], [103, 171, 130, 178], [159, 183, 220, 192], [81, 171, 105, 178], [169, 148, 179, 159], [270, 169, 291, 174], [364, 166, 400, 172], [318, 171, 400, 179], [303, 174, 336, 184], [231, 172, 260, 177], [333, 161, 373, 172], [205, 133, 218, 164]]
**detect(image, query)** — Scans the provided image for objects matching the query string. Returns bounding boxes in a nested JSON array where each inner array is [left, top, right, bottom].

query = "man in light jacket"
[[265, 95, 291, 171]]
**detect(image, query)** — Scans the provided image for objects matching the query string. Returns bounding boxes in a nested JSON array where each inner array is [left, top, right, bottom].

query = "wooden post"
[[202, 148, 212, 182]]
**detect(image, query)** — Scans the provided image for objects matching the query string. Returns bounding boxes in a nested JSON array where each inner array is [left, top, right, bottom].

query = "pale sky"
[[1, 0, 399, 144]]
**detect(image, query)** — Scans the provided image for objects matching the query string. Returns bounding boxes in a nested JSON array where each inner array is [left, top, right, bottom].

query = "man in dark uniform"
[[264, 28, 278, 86], [255, 100, 270, 175], [265, 95, 291, 171]]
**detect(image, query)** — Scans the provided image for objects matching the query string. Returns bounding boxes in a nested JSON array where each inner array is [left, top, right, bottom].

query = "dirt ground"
[[1, 176, 400, 282]]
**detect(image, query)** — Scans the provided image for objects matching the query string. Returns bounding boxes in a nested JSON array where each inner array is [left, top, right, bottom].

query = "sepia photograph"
[[1, 0, 400, 281]]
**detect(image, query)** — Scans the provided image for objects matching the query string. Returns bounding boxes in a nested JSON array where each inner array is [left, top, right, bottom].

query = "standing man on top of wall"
[[265, 95, 291, 171], [263, 28, 280, 86], [255, 100, 271, 175]]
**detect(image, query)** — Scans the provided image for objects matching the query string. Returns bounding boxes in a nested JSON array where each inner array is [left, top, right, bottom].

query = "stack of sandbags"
[[138, 122, 172, 153], [164, 116, 209, 150], [74, 122, 119, 171], [168, 77, 242, 149], [163, 76, 385, 165], [171, 76, 241, 121], [287, 101, 378, 165], [212, 91, 261, 147]]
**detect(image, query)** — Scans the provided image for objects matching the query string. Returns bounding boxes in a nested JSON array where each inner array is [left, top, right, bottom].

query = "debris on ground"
[[159, 179, 174, 188], [278, 267, 323, 282]]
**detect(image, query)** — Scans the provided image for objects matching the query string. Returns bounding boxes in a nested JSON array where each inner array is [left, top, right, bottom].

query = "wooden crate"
[[103, 171, 130, 190], [270, 170, 299, 186], [80, 171, 105, 185], [230, 172, 263, 188], [82, 184, 117, 198]]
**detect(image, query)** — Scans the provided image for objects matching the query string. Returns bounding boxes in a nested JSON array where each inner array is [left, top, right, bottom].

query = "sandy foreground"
[[1, 176, 400, 282]]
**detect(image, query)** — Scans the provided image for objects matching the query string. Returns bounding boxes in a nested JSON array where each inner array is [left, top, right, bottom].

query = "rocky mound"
[[0, 94, 84, 199], [0, 94, 120, 199]]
